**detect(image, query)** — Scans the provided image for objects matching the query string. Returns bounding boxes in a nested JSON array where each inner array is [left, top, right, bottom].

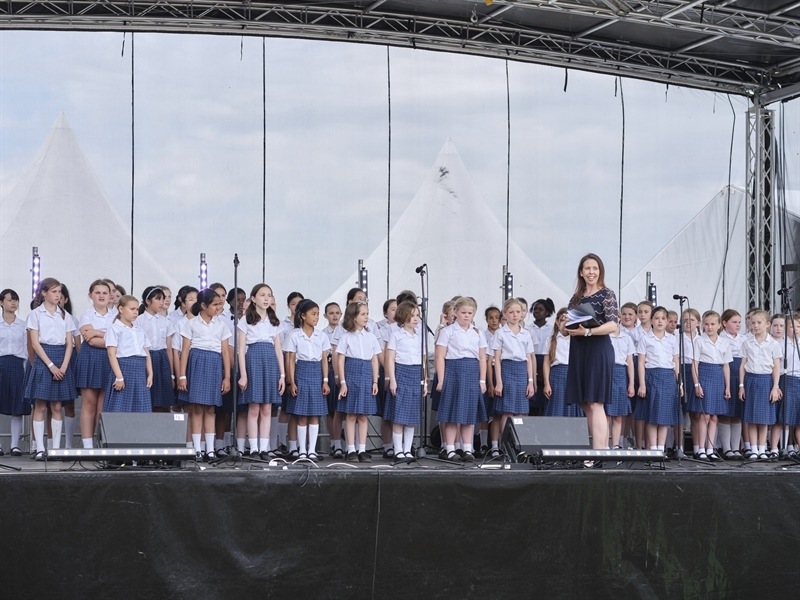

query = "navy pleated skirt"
[[606, 363, 632, 417], [693, 362, 727, 416], [565, 334, 613, 405], [494, 360, 529, 415], [725, 357, 743, 418], [326, 356, 338, 415], [529, 354, 546, 412], [340, 357, 377, 415], [241, 342, 282, 405], [544, 364, 582, 418], [105, 356, 151, 412], [681, 363, 695, 413], [75, 344, 112, 390], [178, 348, 223, 407], [0, 355, 28, 415], [375, 363, 387, 417], [149, 349, 174, 409], [384, 363, 422, 425], [438, 358, 487, 425], [781, 375, 800, 426], [743, 372, 775, 425], [287, 360, 327, 416], [24, 344, 77, 402], [645, 367, 681, 426]]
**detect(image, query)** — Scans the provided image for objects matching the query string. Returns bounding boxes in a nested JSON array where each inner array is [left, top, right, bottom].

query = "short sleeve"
[[78, 310, 92, 328], [371, 335, 382, 356], [772, 340, 783, 360], [283, 330, 298, 353], [320, 334, 332, 353], [387, 329, 399, 352], [181, 319, 193, 339], [635, 337, 647, 356], [219, 323, 232, 342], [335, 334, 348, 355], [26, 310, 40, 331], [692, 337, 703, 358], [141, 330, 151, 349], [105, 325, 120, 348], [476, 329, 488, 349], [436, 326, 452, 348]]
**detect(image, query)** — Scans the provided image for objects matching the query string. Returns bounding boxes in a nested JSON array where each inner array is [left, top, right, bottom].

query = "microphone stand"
[[417, 265, 429, 459], [779, 282, 793, 460]]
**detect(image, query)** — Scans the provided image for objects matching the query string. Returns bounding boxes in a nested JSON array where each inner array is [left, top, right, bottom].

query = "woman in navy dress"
[[564, 253, 618, 450]]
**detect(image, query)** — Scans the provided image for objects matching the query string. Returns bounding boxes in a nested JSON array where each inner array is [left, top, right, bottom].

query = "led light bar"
[[540, 449, 664, 460], [46, 448, 196, 460]]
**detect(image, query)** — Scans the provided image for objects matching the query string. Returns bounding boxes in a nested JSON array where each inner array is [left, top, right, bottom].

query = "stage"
[[1, 454, 799, 599]]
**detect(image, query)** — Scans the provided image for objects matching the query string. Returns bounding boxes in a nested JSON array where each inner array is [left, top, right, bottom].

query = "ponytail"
[[139, 286, 165, 315], [294, 299, 319, 329], [191, 289, 218, 317], [533, 297, 555, 317], [548, 308, 568, 365]]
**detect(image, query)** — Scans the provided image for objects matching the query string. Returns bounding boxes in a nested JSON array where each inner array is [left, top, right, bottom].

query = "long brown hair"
[[245, 284, 280, 327], [570, 253, 606, 306], [548, 307, 568, 365], [33, 278, 66, 320]]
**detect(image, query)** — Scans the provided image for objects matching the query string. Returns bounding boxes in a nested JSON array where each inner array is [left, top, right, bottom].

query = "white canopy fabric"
[[620, 186, 746, 315], [0, 112, 177, 316], [324, 139, 569, 322]]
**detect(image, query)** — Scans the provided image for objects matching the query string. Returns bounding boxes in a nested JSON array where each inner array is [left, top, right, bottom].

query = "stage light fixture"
[[540, 448, 664, 461], [199, 253, 208, 290], [31, 246, 40, 300], [47, 447, 196, 460], [648, 282, 658, 307], [503, 266, 513, 301], [358, 259, 369, 297]]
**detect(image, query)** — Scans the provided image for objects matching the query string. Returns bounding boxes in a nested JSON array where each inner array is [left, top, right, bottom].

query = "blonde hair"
[[453, 296, 477, 312], [502, 298, 523, 314], [750, 309, 769, 322], [113, 295, 139, 322]]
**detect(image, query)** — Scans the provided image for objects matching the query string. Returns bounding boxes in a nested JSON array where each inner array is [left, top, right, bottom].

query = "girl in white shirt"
[[136, 286, 173, 412], [285, 300, 330, 461], [177, 289, 232, 460], [719, 309, 744, 458], [105, 296, 153, 413], [543, 309, 576, 418], [25, 278, 77, 459], [0, 289, 28, 455]]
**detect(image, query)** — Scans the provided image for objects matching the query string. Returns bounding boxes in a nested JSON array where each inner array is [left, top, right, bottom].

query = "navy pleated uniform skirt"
[[680, 363, 695, 413], [105, 356, 151, 412], [645, 367, 681, 426], [606, 363, 632, 417], [375, 363, 387, 417], [630, 354, 640, 415], [544, 364, 582, 418], [340, 357, 377, 415], [75, 343, 112, 390], [430, 372, 441, 412], [565, 334, 613, 405], [725, 357, 743, 418], [24, 344, 77, 402], [743, 373, 775, 424], [383, 363, 422, 426], [438, 358, 486, 425], [326, 356, 338, 415], [0, 355, 29, 415], [694, 362, 727, 416], [494, 360, 529, 415], [149, 349, 174, 409], [287, 360, 327, 417], [781, 375, 800, 426], [178, 348, 223, 407], [240, 342, 282, 406], [529, 354, 546, 412], [482, 361, 496, 419]]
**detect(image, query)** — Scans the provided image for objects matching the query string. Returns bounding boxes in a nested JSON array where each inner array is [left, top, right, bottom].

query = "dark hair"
[[60, 283, 74, 315], [651, 306, 669, 320], [396, 290, 417, 306], [88, 279, 111, 295], [286, 291, 304, 307], [294, 299, 320, 329], [191, 288, 220, 317], [570, 253, 607, 307], [395, 301, 418, 326], [226, 287, 244, 307], [178, 286, 199, 311], [324, 302, 340, 313], [516, 297, 528, 307], [532, 298, 555, 317], [382, 298, 397, 315], [115, 284, 126, 295], [245, 284, 280, 326], [485, 306, 501, 318], [209, 282, 226, 295], [0, 288, 20, 303], [33, 278, 66, 320], [139, 286, 165, 315], [346, 287, 365, 303], [174, 285, 192, 310], [342, 302, 368, 332]]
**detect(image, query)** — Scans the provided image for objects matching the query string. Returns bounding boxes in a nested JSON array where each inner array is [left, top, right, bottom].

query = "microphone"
[[672, 294, 687, 300], [415, 263, 427, 274], [778, 286, 793, 296]]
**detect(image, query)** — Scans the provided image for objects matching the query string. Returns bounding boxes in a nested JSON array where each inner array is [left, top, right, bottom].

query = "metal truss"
[[0, 1, 795, 95], [746, 105, 776, 311]]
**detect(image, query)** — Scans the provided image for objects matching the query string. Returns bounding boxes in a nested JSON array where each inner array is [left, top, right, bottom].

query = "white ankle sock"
[[237, 438, 246, 453], [249, 439, 259, 454], [479, 429, 488, 447], [392, 432, 403, 455], [491, 440, 499, 449], [259, 438, 269, 453], [192, 434, 201, 452], [51, 419, 62, 449], [346, 444, 356, 453], [33, 420, 45, 452], [288, 439, 297, 452], [204, 434, 215, 453], [358, 443, 366, 453]]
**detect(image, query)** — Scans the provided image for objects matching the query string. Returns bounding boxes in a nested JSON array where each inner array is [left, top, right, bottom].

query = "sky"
[[1, 30, 798, 313]]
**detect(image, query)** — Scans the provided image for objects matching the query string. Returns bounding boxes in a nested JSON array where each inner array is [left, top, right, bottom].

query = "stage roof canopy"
[[1, 1, 799, 100]]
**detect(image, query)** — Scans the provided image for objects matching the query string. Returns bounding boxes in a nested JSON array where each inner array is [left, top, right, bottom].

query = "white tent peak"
[[0, 112, 176, 315], [324, 139, 568, 321]]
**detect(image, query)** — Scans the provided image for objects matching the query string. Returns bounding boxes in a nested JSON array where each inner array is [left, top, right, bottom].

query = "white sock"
[[650, 446, 658, 451], [192, 433, 201, 452], [278, 421, 288, 446], [270, 416, 279, 449], [237, 438, 246, 454], [392, 432, 403, 455], [33, 420, 45, 452], [743, 441, 751, 451], [308, 424, 319, 455], [730, 422, 742, 451], [51, 419, 62, 449], [289, 439, 297, 452], [479, 429, 488, 447], [491, 440, 499, 449], [298, 425, 308, 455], [332, 439, 342, 450], [454, 441, 462, 451], [403, 426, 414, 454], [657, 445, 665, 451], [259, 438, 269, 453], [446, 444, 455, 454], [200, 440, 206, 452], [693, 445, 700, 454], [463, 443, 473, 454], [249, 438, 259, 454], [205, 434, 215, 453], [223, 431, 231, 447], [347, 444, 356, 453], [718, 423, 731, 453], [214, 439, 223, 450], [383, 443, 392, 452], [64, 416, 75, 448], [358, 443, 366, 453], [10, 416, 22, 449]]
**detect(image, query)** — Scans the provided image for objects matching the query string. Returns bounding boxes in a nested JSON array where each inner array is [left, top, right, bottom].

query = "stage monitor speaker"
[[502, 416, 589, 460], [98, 413, 187, 448]]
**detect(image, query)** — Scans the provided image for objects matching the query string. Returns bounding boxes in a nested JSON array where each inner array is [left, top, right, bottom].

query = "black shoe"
[[278, 444, 288, 456], [462, 451, 475, 463], [195, 451, 203, 461], [665, 447, 675, 459], [693, 452, 710, 461], [332, 448, 344, 459], [488, 448, 501, 459], [216, 447, 229, 458], [10, 447, 22, 457], [346, 451, 358, 462], [706, 450, 721, 462], [447, 451, 461, 462], [358, 451, 372, 462], [260, 451, 271, 461], [206, 450, 216, 460], [382, 448, 395, 459], [308, 452, 322, 462], [475, 445, 488, 459], [287, 449, 300, 459], [438, 448, 448, 460], [34, 450, 46, 461], [455, 449, 465, 459]]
